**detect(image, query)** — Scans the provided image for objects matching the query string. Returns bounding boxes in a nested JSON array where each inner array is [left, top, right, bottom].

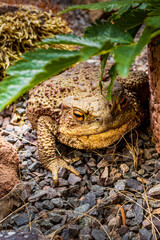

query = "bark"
[[148, 35, 160, 153]]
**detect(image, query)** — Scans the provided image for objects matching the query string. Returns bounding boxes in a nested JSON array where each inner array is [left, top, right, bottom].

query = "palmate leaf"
[[59, 0, 160, 14], [0, 49, 81, 111], [84, 21, 134, 44], [111, 8, 147, 31], [146, 16, 160, 28], [114, 26, 152, 76], [39, 34, 101, 48]]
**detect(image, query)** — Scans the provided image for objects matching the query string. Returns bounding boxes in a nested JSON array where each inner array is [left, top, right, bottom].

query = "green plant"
[[0, 0, 160, 111]]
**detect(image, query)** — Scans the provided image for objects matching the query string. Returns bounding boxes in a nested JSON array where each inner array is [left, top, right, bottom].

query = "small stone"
[[133, 199, 143, 224], [74, 204, 90, 216], [28, 190, 48, 202], [51, 198, 63, 208], [68, 224, 79, 236], [49, 213, 63, 223], [126, 179, 143, 192], [40, 219, 53, 229], [42, 200, 54, 210], [148, 184, 160, 196], [16, 108, 26, 115], [91, 185, 105, 196], [14, 212, 35, 226], [81, 191, 96, 208], [91, 229, 106, 240], [139, 228, 152, 240], [62, 229, 70, 240], [76, 166, 86, 175], [2, 117, 10, 127], [114, 180, 126, 191], [126, 209, 135, 218], [138, 169, 145, 175], [108, 215, 121, 228], [22, 149, 32, 159], [79, 226, 92, 240], [120, 163, 129, 173], [28, 161, 40, 171], [116, 226, 128, 236], [68, 173, 81, 185], [101, 166, 109, 179], [144, 148, 152, 160]]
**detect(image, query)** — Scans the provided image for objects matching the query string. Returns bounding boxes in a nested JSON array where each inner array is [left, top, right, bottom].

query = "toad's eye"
[[73, 109, 84, 121], [120, 96, 128, 108]]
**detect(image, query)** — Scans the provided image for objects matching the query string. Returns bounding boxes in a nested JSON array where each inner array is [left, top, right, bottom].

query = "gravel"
[[0, 3, 160, 240]]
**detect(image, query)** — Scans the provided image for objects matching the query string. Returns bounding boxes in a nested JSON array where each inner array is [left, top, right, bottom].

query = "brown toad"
[[27, 62, 148, 185]]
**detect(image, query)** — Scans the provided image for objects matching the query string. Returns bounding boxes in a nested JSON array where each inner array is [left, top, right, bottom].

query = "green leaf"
[[100, 54, 109, 81], [114, 26, 152, 76], [146, 16, 160, 28], [59, 0, 160, 14], [84, 21, 134, 44], [112, 8, 147, 31], [39, 34, 101, 48], [80, 41, 114, 61], [0, 49, 81, 111]]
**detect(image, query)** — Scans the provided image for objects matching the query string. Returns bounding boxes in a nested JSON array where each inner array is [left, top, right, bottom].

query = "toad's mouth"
[[58, 120, 138, 150]]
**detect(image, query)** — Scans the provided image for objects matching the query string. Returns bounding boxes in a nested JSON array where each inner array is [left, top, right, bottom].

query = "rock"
[[139, 228, 152, 240], [68, 173, 81, 185], [42, 200, 54, 210], [120, 163, 129, 174], [14, 212, 35, 226], [81, 191, 96, 208], [101, 166, 109, 179], [144, 148, 152, 159], [91, 185, 105, 196], [108, 215, 121, 228], [74, 204, 90, 216], [114, 180, 126, 191], [49, 212, 63, 223], [133, 199, 143, 224], [40, 219, 53, 229], [62, 229, 70, 240], [68, 224, 79, 236], [0, 136, 20, 198], [79, 226, 92, 240], [126, 179, 143, 192], [91, 229, 106, 240], [0, 231, 45, 240], [28, 161, 40, 172], [51, 198, 63, 208], [148, 184, 160, 196], [28, 187, 57, 202], [126, 209, 135, 218], [116, 226, 128, 236]]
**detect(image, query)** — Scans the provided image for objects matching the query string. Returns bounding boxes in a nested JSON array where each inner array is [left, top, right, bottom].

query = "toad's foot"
[[48, 159, 81, 186]]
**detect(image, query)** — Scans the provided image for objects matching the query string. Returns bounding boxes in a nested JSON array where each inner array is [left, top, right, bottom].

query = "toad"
[[27, 62, 148, 185]]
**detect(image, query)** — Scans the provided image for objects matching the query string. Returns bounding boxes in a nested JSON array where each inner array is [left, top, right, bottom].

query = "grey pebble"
[[74, 204, 90, 216], [42, 200, 54, 210], [68, 173, 81, 185], [14, 212, 35, 226], [49, 213, 63, 223], [81, 191, 96, 208], [114, 179, 126, 191], [91, 229, 106, 240], [28, 161, 40, 172], [139, 228, 152, 240], [133, 199, 143, 224], [40, 219, 53, 229], [51, 198, 63, 208]]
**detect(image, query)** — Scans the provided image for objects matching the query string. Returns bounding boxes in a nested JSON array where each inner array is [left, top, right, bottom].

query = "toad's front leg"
[[37, 116, 81, 186]]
